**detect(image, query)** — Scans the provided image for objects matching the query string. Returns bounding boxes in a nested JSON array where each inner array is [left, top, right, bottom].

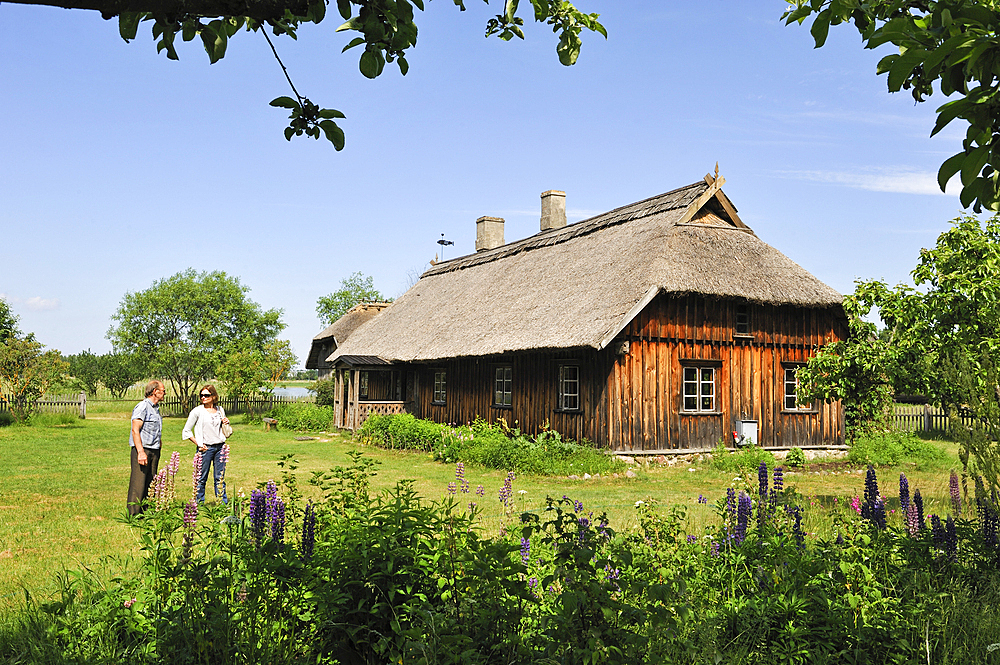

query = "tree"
[[785, 1, 1000, 213], [0, 337, 68, 421], [0, 298, 20, 344], [316, 271, 387, 326], [108, 269, 285, 410], [100, 352, 148, 398], [801, 214, 1000, 484], [217, 339, 297, 409], [6, 0, 604, 147], [66, 350, 103, 395]]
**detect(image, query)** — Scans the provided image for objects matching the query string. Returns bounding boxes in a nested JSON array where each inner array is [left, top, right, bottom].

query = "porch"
[[333, 355, 411, 430]]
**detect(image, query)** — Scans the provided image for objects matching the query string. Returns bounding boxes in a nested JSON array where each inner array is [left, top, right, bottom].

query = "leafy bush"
[[0, 411, 13, 427], [710, 443, 776, 474], [848, 430, 947, 467], [312, 378, 336, 407], [357, 412, 445, 451], [785, 446, 806, 468], [266, 402, 334, 431]]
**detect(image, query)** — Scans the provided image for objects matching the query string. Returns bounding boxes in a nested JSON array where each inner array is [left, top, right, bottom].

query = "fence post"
[[923, 404, 931, 432], [79, 391, 87, 419]]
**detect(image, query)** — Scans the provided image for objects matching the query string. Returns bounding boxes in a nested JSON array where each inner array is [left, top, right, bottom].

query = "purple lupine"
[[791, 505, 805, 548], [734, 492, 751, 546], [498, 472, 516, 509], [835, 532, 844, 546], [520, 537, 531, 565], [945, 515, 958, 562], [475, 484, 485, 498], [455, 462, 470, 494], [899, 473, 910, 513], [265, 480, 278, 524], [271, 497, 286, 545], [528, 577, 539, 597], [914, 489, 926, 529], [772, 466, 784, 496], [687, 534, 697, 544], [250, 489, 267, 545], [982, 501, 1000, 553], [950, 471, 962, 516], [726, 487, 737, 523], [930, 514, 945, 545], [447, 482, 457, 496], [871, 497, 887, 530], [192, 453, 203, 501], [604, 563, 621, 591], [573, 499, 584, 513], [758, 462, 769, 499], [906, 504, 920, 536], [710, 540, 720, 557], [697, 494, 707, 504], [301, 503, 316, 561], [168, 450, 181, 476]]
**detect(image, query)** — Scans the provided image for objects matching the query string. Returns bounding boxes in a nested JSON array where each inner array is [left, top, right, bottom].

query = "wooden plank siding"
[[384, 294, 844, 451]]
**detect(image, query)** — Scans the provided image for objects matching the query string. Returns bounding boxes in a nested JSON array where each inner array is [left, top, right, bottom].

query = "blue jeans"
[[197, 444, 227, 503]]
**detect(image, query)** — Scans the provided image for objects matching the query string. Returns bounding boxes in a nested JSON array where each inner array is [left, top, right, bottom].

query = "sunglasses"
[[200, 393, 212, 398]]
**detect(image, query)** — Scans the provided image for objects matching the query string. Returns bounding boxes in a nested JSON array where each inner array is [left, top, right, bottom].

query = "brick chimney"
[[540, 190, 566, 231], [475, 216, 505, 252]]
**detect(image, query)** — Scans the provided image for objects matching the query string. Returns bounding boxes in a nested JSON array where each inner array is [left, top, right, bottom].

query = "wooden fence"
[[891, 403, 978, 433], [1, 392, 311, 419]]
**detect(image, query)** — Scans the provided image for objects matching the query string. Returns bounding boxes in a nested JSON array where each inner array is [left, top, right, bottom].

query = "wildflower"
[[221, 514, 240, 525], [710, 540, 720, 557], [573, 499, 584, 513], [520, 537, 530, 566], [476, 484, 485, 497], [734, 492, 751, 546], [271, 497, 286, 545], [249, 489, 267, 545], [726, 487, 737, 523], [237, 582, 247, 603], [687, 534, 697, 544], [772, 466, 784, 496], [931, 514, 945, 546], [905, 504, 920, 536], [850, 494, 862, 515], [945, 515, 958, 562], [192, 453, 203, 502], [124, 597, 136, 608], [950, 470, 962, 516], [835, 532, 844, 546], [914, 489, 925, 529], [634, 500, 645, 508], [758, 462, 769, 499], [871, 497, 887, 530], [447, 482, 457, 495], [899, 473, 910, 513], [301, 503, 316, 561], [455, 462, 469, 494], [697, 494, 708, 504], [183, 500, 198, 527], [528, 577, 539, 597], [791, 505, 805, 548], [498, 472, 516, 509]]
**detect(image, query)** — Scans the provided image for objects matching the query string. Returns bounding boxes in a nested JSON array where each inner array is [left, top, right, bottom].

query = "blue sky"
[[0, 1, 971, 365]]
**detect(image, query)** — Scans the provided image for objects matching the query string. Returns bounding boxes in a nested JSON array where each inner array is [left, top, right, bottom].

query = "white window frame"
[[558, 364, 580, 412], [783, 365, 814, 412], [432, 370, 446, 405], [682, 366, 716, 413]]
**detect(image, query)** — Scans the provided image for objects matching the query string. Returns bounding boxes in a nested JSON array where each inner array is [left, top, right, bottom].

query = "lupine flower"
[[301, 503, 316, 561], [899, 473, 910, 513], [124, 597, 136, 608], [168, 451, 180, 476], [871, 497, 887, 530], [906, 504, 920, 536], [250, 489, 267, 545], [687, 534, 697, 544], [697, 494, 707, 504], [850, 494, 862, 515], [791, 505, 805, 548], [265, 480, 278, 522], [271, 497, 286, 545], [604, 563, 621, 590], [772, 467, 784, 496], [498, 472, 516, 509], [192, 453, 203, 501], [835, 532, 844, 546], [758, 462, 769, 499], [183, 500, 198, 527], [734, 492, 751, 546], [950, 471, 962, 516], [476, 484, 485, 497], [573, 499, 584, 513], [528, 577, 539, 597], [726, 487, 737, 523], [447, 482, 457, 495], [520, 537, 531, 565], [862, 466, 880, 519], [455, 462, 469, 494], [945, 515, 958, 562], [710, 540, 720, 557], [914, 489, 925, 528], [982, 501, 1000, 553], [931, 514, 945, 545]]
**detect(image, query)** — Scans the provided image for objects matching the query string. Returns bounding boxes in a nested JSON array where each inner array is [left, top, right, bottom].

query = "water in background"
[[270, 386, 315, 398]]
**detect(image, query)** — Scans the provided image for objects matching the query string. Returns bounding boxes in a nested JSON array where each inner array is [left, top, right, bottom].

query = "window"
[[783, 366, 813, 411], [432, 370, 446, 405], [735, 304, 750, 335], [359, 371, 369, 399], [683, 366, 715, 412], [494, 366, 512, 407], [558, 364, 580, 411]]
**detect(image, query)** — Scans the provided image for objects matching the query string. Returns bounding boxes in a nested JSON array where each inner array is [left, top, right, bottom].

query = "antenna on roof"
[[437, 233, 454, 261]]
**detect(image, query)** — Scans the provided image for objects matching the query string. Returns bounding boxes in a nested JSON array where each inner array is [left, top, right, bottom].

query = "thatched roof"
[[304, 302, 391, 369], [329, 177, 842, 364]]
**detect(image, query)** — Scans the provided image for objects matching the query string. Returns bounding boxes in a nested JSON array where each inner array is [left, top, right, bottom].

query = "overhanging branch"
[[6, 0, 307, 21]]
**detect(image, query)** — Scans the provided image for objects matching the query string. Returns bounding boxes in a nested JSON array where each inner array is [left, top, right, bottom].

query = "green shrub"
[[848, 430, 947, 467], [785, 446, 806, 468], [710, 443, 776, 474], [266, 402, 334, 431], [0, 411, 13, 427], [358, 413, 445, 451], [313, 378, 336, 407]]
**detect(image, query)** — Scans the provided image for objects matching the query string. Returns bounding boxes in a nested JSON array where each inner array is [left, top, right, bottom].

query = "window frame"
[[734, 303, 752, 337], [557, 363, 581, 413], [782, 363, 816, 413], [432, 370, 447, 406], [681, 364, 719, 414], [493, 365, 512, 409], [359, 371, 369, 400]]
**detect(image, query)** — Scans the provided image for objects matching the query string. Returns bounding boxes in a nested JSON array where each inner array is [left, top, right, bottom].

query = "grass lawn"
[[0, 413, 962, 612]]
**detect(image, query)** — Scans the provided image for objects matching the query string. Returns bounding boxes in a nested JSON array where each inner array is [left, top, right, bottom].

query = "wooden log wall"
[[600, 294, 846, 451]]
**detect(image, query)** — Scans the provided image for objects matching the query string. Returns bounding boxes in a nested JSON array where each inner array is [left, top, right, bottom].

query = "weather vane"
[[436, 233, 454, 261]]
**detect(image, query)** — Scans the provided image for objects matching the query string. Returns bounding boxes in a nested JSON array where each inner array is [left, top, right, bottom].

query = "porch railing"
[[357, 400, 406, 427]]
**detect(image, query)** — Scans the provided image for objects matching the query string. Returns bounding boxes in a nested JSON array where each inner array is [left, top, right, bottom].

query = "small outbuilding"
[[304, 302, 391, 380], [326, 174, 847, 452]]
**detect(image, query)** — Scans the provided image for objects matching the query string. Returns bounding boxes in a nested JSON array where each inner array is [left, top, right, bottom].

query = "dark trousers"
[[127, 446, 160, 516]]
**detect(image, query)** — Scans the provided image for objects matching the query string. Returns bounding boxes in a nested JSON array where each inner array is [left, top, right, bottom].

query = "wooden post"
[[351, 369, 361, 430], [79, 391, 87, 419], [924, 404, 931, 433]]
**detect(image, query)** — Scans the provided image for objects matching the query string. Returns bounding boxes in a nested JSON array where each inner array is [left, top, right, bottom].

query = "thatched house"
[[326, 174, 848, 452], [305, 302, 391, 380]]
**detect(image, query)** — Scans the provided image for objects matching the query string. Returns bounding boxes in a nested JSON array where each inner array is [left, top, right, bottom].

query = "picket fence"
[[890, 403, 978, 433], [1, 392, 311, 419]]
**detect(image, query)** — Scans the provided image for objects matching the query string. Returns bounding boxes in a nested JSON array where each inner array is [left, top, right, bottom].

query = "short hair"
[[144, 381, 164, 397], [200, 384, 219, 408]]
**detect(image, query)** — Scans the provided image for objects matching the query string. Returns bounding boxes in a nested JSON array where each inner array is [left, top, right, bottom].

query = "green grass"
[[0, 414, 962, 612]]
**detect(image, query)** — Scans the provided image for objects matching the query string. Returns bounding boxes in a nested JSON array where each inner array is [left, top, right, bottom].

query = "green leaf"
[[931, 98, 970, 137], [505, 0, 519, 23], [284, 126, 295, 141], [398, 56, 409, 75], [556, 32, 581, 66], [319, 108, 346, 119], [810, 9, 831, 48], [960, 178, 982, 209], [337, 0, 351, 20], [887, 50, 927, 93], [270, 96, 300, 109], [939, 152, 966, 192], [359, 50, 382, 78], [119, 12, 141, 42], [342, 37, 366, 52], [336, 18, 362, 32], [961, 145, 989, 186]]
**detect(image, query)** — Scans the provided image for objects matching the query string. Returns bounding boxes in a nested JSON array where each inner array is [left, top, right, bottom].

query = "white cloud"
[[0, 294, 60, 311], [779, 167, 959, 196]]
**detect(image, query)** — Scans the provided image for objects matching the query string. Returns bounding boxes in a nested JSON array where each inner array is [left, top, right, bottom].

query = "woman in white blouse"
[[182, 384, 230, 503]]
